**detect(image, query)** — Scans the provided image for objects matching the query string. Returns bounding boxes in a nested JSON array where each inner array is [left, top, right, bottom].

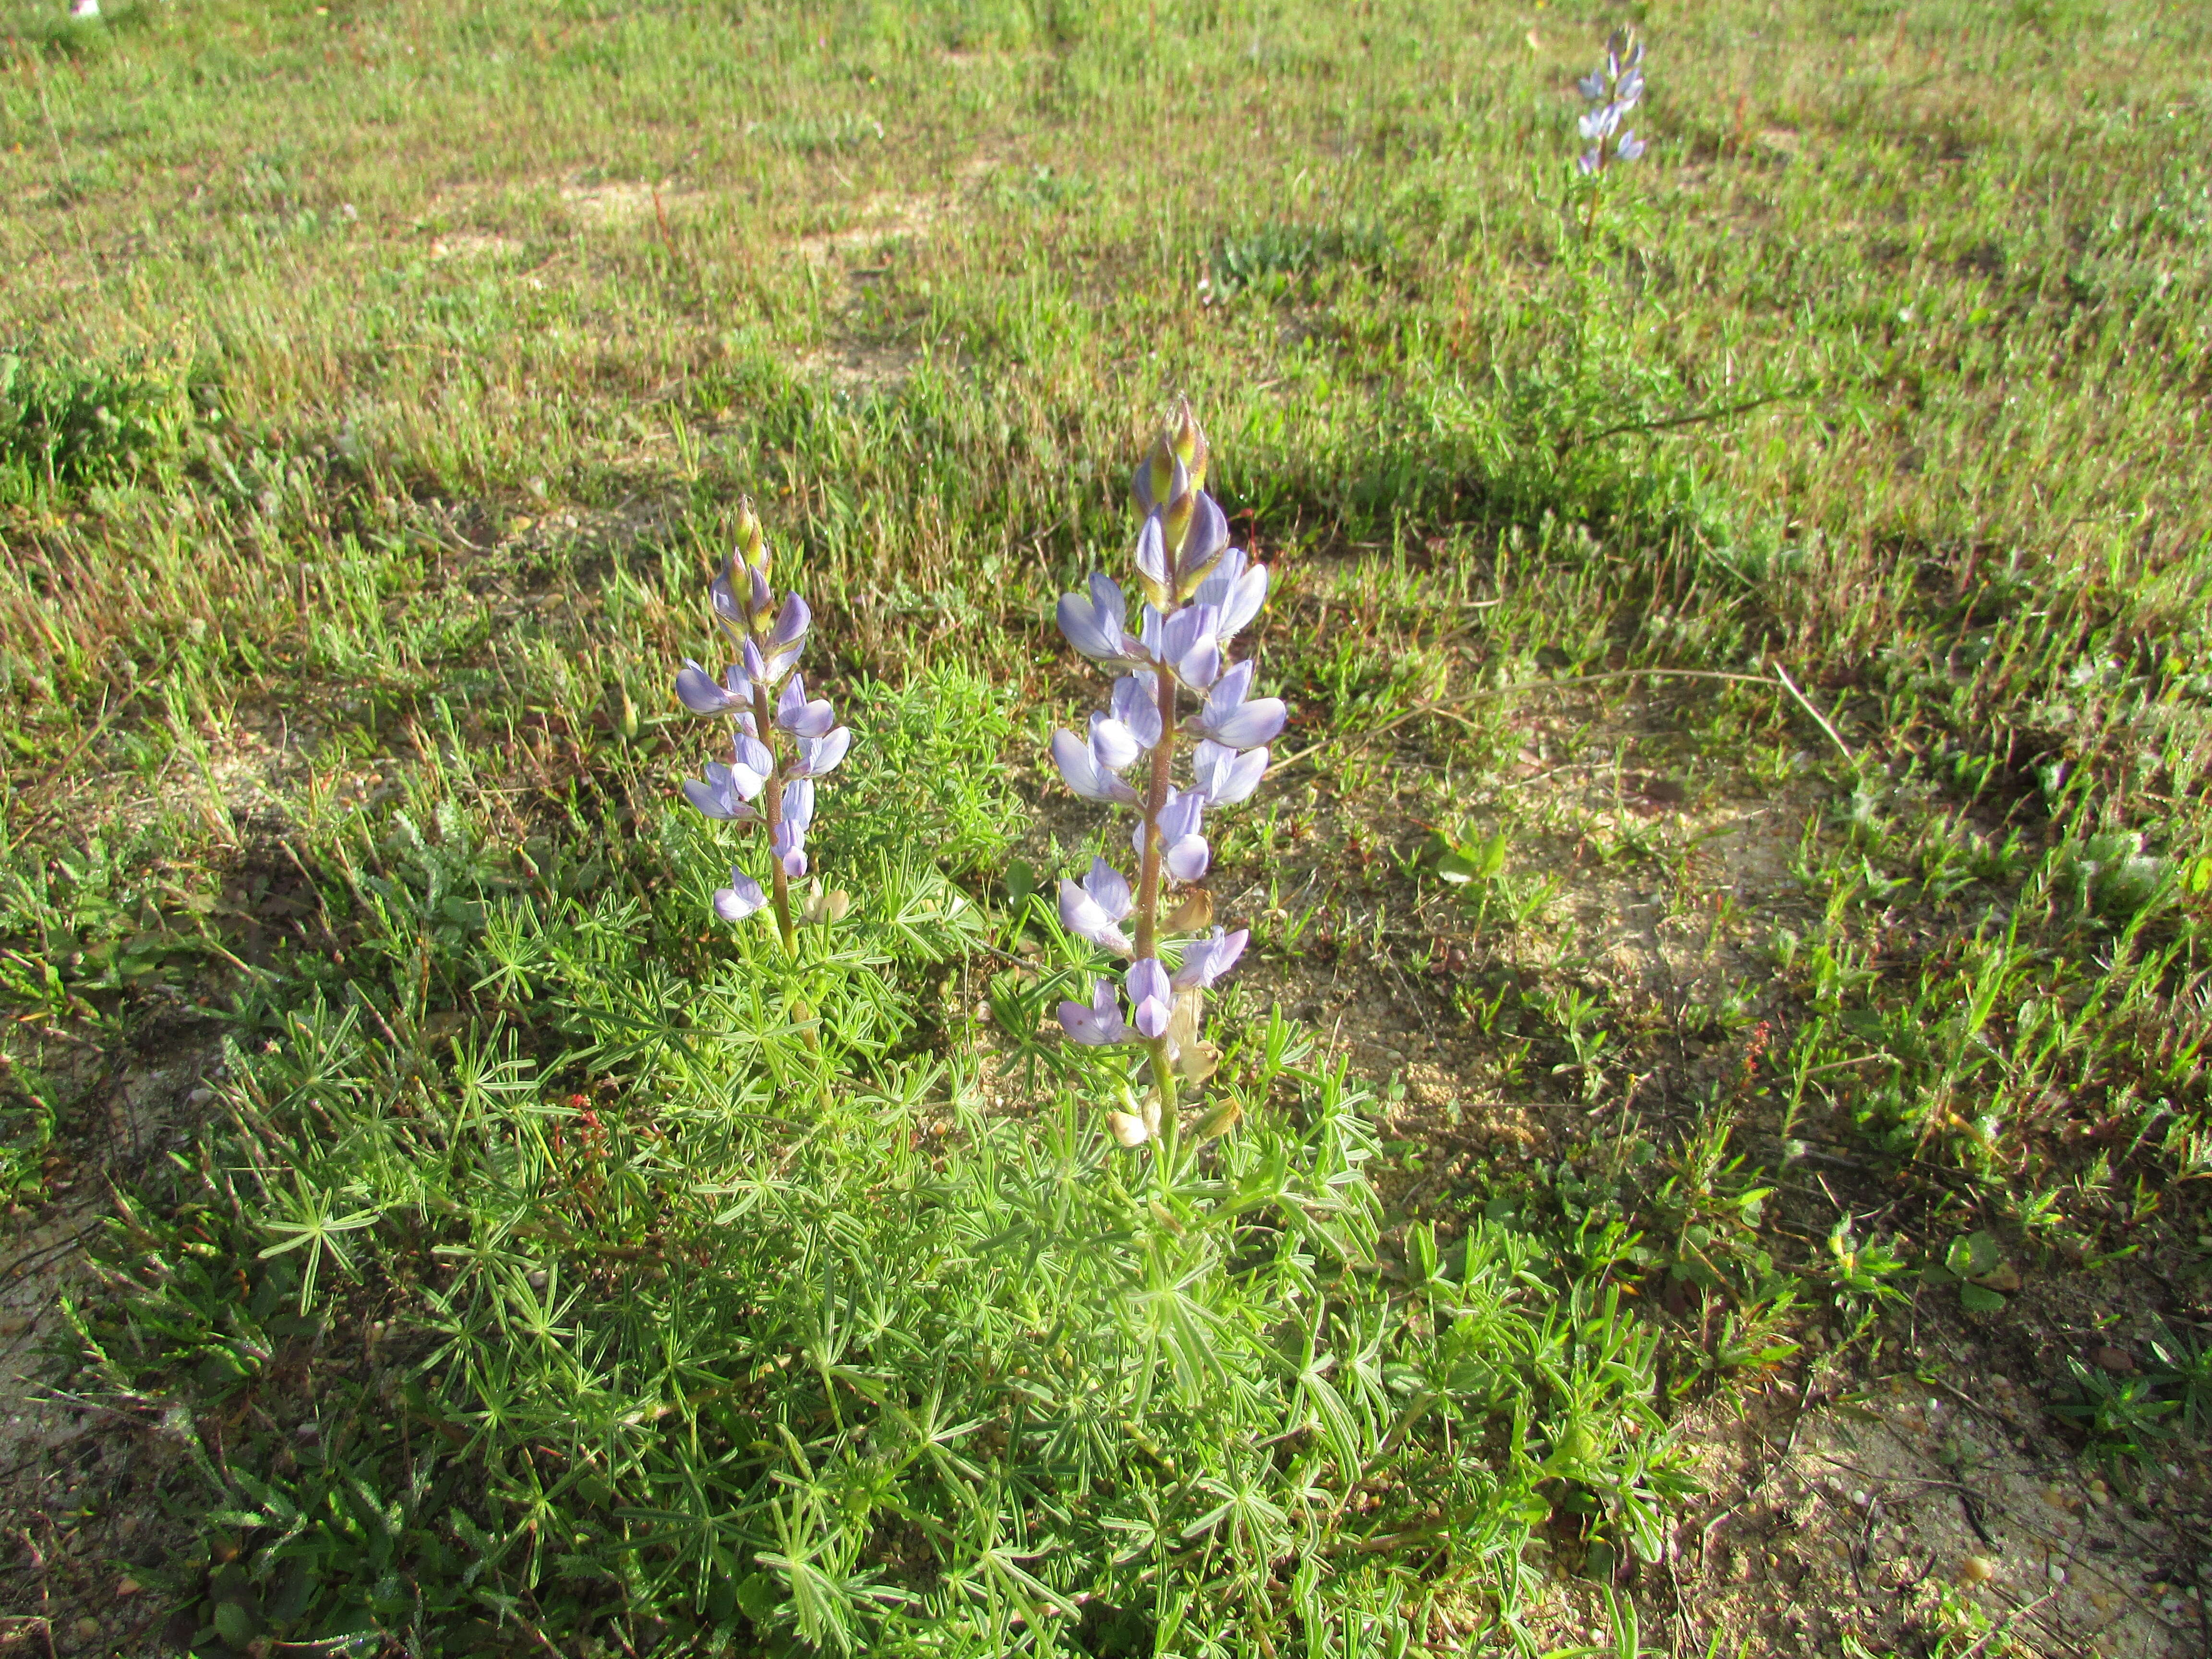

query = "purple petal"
[[781, 779, 815, 830], [1205, 697, 1286, 749], [1158, 788, 1205, 843], [1176, 492, 1229, 587], [1059, 877, 1132, 953], [1173, 927, 1248, 989], [776, 673, 837, 739], [1178, 638, 1222, 691], [684, 775, 757, 822], [1193, 739, 1267, 805], [1110, 673, 1163, 749], [1163, 835, 1211, 884], [793, 727, 851, 778], [1134, 512, 1170, 596], [769, 592, 811, 648], [1214, 563, 1269, 640], [1081, 856, 1133, 921], [675, 659, 745, 716], [1058, 978, 1131, 1045], [1088, 713, 1145, 774], [713, 871, 767, 922], [1127, 958, 1172, 1038], [1617, 133, 1645, 162], [1057, 591, 1113, 658], [710, 565, 743, 627], [1052, 729, 1142, 805], [728, 735, 774, 799]]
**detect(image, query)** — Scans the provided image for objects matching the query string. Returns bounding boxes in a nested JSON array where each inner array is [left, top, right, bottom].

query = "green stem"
[[748, 680, 798, 955], [1134, 665, 1179, 1174]]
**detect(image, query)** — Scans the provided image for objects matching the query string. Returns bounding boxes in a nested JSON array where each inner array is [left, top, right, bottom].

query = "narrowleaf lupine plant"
[[673, 502, 851, 952], [1575, 28, 1647, 230], [1051, 403, 1282, 1154]]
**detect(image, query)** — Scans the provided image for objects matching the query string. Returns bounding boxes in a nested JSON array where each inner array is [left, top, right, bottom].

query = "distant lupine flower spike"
[[1576, 28, 1648, 178], [1049, 401, 1281, 1149], [673, 500, 850, 950]]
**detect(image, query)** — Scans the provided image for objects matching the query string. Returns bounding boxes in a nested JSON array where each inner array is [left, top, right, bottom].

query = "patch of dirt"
[[1654, 1364, 2210, 1657], [0, 1036, 221, 1658], [427, 230, 523, 261], [793, 341, 922, 397], [558, 178, 700, 227], [790, 192, 944, 265]]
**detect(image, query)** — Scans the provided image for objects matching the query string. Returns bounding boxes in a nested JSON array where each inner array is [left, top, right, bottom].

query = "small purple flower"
[[1058, 977, 1135, 1045], [1156, 603, 1224, 691], [675, 659, 750, 717], [683, 767, 759, 823], [1057, 573, 1146, 666], [1174, 492, 1231, 594], [684, 730, 774, 820], [789, 727, 852, 779], [713, 869, 768, 922], [1059, 857, 1135, 953], [1197, 661, 1287, 750], [1052, 727, 1144, 805], [1087, 710, 1147, 774], [1190, 550, 1268, 642], [776, 673, 836, 738], [1172, 927, 1248, 990], [1110, 673, 1163, 750], [1192, 738, 1266, 806], [1135, 788, 1209, 884], [1127, 957, 1172, 1040]]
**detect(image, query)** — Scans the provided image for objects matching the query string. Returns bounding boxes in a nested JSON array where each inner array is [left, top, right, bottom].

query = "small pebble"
[[2049, 1564, 2068, 1585], [74, 1617, 99, 1640], [1961, 1555, 1997, 1584]]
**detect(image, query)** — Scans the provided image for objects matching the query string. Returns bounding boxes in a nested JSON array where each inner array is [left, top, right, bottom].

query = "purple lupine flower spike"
[[1575, 27, 1651, 181], [1046, 401, 1275, 1140], [673, 500, 849, 942]]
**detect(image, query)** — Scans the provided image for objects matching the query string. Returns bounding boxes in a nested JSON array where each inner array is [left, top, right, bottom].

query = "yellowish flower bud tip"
[[1141, 435, 1178, 514], [1170, 397, 1209, 489], [1107, 1110, 1151, 1149], [735, 497, 768, 575]]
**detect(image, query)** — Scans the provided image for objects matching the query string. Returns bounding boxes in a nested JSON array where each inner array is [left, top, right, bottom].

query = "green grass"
[[3, 0, 2212, 1653]]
